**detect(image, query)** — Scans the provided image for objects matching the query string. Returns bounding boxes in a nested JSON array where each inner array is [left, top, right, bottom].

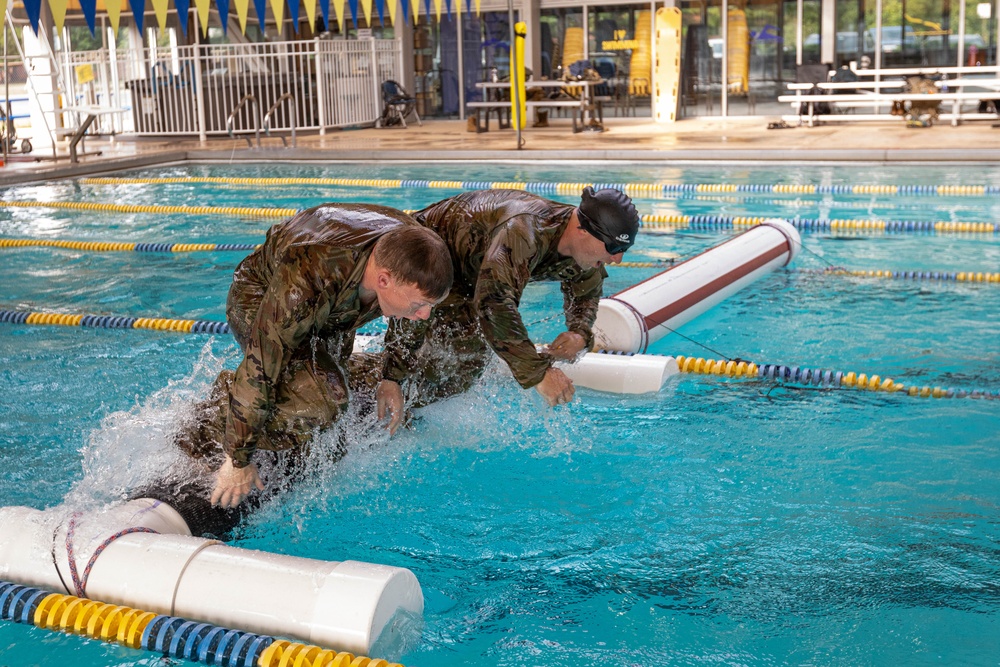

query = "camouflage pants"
[[350, 294, 491, 409]]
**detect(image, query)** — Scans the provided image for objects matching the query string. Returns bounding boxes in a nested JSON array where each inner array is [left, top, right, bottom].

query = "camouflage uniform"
[[354, 189, 605, 406], [176, 203, 418, 468]]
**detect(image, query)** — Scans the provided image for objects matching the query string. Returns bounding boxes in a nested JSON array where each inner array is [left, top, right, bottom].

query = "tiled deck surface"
[[1, 115, 998, 184]]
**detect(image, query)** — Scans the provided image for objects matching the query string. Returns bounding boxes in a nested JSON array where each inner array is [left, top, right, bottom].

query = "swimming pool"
[[1, 162, 998, 666]]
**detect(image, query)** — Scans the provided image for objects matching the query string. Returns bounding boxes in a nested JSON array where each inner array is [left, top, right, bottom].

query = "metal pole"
[[4, 16, 9, 162], [508, 0, 522, 149]]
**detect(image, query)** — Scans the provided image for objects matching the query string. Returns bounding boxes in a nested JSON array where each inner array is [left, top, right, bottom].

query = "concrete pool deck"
[[1, 115, 999, 185]]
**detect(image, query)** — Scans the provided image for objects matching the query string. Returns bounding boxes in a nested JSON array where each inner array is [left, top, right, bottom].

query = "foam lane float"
[[0, 499, 421, 660], [0, 219, 801, 663], [557, 219, 801, 393]]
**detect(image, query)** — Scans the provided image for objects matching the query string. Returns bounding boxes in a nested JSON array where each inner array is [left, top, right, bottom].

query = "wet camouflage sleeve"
[[561, 267, 604, 350], [475, 216, 553, 389], [224, 245, 353, 467]]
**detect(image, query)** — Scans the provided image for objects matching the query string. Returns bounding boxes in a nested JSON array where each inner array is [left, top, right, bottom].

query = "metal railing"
[[263, 93, 296, 147], [55, 38, 401, 137]]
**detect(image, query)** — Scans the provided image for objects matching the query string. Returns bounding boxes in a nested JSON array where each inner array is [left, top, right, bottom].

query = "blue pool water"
[[1, 162, 998, 666]]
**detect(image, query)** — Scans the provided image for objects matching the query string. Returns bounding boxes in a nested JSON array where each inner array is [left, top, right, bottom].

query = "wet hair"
[[373, 225, 453, 300]]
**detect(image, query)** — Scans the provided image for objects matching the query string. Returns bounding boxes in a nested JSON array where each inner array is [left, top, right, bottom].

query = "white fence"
[[57, 38, 402, 137]]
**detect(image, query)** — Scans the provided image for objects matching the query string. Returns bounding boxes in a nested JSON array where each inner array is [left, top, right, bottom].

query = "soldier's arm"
[[474, 219, 551, 389], [224, 247, 333, 467], [560, 267, 606, 351]]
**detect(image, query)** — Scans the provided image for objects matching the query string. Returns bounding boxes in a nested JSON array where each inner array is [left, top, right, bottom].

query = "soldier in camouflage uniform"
[[160, 203, 452, 527], [353, 187, 640, 432]]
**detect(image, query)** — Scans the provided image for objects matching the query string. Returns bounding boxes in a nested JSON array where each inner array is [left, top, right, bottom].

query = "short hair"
[[373, 225, 453, 300]]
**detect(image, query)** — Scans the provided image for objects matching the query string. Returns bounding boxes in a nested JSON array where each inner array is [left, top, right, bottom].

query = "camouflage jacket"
[[225, 203, 415, 467], [382, 189, 606, 389]]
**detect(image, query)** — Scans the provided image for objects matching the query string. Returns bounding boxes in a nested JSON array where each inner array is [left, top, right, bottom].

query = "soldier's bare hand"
[[210, 456, 264, 509], [376, 380, 405, 435], [535, 367, 575, 406], [547, 331, 587, 361]]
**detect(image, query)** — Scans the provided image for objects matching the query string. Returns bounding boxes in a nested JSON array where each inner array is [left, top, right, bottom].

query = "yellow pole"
[[512, 20, 527, 138]]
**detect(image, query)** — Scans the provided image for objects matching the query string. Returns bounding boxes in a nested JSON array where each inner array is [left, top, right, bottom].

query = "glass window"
[[540, 8, 583, 80]]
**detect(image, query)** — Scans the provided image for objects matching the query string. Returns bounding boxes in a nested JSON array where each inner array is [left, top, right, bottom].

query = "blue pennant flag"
[[375, 0, 383, 24], [288, 0, 300, 32], [175, 0, 190, 36], [253, 0, 267, 31], [444, 0, 450, 19], [347, 0, 358, 25], [400, 0, 408, 23], [423, 0, 430, 19], [128, 0, 146, 31], [318, 0, 329, 29], [217, 0, 231, 32], [22, 0, 42, 34], [465, 0, 471, 13], [79, 0, 98, 35]]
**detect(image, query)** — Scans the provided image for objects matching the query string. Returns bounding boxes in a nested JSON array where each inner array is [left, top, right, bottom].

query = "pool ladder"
[[226, 93, 297, 149]]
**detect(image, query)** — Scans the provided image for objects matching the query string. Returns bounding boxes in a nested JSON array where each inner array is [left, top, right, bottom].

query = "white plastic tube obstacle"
[[555, 352, 679, 394], [0, 499, 422, 654], [594, 219, 801, 353]]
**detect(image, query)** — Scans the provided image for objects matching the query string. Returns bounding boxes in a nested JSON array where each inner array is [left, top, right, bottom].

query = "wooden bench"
[[465, 101, 511, 133]]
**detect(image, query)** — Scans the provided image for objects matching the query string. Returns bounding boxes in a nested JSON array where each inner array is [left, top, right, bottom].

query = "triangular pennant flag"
[[318, 0, 330, 29], [386, 0, 396, 26], [268, 0, 284, 33], [78, 0, 98, 35], [23, 0, 42, 34], [400, 0, 408, 23], [288, 0, 301, 32], [175, 0, 190, 36], [360, 0, 371, 25], [128, 0, 145, 31], [194, 0, 212, 36], [234, 0, 250, 33], [253, 0, 267, 31], [48, 0, 70, 33], [422, 0, 429, 21], [432, 0, 441, 21], [331, 0, 344, 31], [444, 0, 450, 19], [474, 0, 479, 15], [105, 0, 123, 33], [151, 0, 170, 30], [374, 0, 383, 25], [409, 0, 418, 22], [347, 0, 358, 26], [464, 0, 470, 14]]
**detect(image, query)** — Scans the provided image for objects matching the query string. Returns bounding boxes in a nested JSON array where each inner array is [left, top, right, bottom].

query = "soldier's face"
[[378, 276, 442, 320], [573, 229, 625, 269]]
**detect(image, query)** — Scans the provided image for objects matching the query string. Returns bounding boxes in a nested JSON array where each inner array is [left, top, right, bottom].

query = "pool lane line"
[[0, 309, 231, 334], [0, 579, 402, 667], [2, 201, 996, 236], [0, 308, 993, 401], [0, 200, 297, 218], [0, 238, 259, 252], [79, 176, 1000, 199], [4, 238, 997, 286], [670, 354, 999, 400]]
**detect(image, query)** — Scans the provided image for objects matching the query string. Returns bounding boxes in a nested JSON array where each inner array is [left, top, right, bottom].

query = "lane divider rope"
[[1, 202, 996, 236], [4, 241, 995, 285], [0, 579, 401, 666], [0, 238, 259, 252], [78, 176, 1000, 198], [672, 354, 999, 400], [0, 308, 993, 400]]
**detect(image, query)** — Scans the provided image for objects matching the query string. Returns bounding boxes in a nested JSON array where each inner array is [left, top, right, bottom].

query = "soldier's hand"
[[210, 456, 264, 509], [547, 331, 587, 361], [535, 367, 575, 406], [376, 380, 405, 435]]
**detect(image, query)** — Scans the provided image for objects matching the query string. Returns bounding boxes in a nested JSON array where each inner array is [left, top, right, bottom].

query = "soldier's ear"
[[376, 269, 394, 290]]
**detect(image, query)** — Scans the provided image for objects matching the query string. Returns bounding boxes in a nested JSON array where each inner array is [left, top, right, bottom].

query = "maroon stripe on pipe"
[[643, 243, 790, 330]]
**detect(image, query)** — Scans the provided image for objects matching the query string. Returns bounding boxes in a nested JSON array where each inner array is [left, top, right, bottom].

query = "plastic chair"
[[376, 80, 422, 128]]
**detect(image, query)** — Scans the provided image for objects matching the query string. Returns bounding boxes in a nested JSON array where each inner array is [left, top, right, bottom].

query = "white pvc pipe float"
[[0, 500, 422, 654], [594, 219, 801, 353], [555, 351, 679, 394]]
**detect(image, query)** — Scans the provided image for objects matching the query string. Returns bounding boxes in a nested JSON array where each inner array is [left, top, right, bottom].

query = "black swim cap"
[[576, 186, 639, 255]]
